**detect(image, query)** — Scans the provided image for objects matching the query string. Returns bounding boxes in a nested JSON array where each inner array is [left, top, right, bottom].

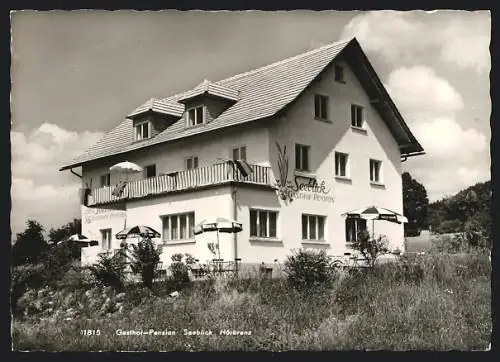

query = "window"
[[314, 94, 328, 120], [351, 104, 364, 128], [187, 106, 204, 127], [100, 173, 110, 187], [295, 144, 310, 172], [232, 146, 247, 161], [186, 156, 199, 170], [162, 212, 195, 242], [135, 121, 151, 141], [345, 218, 367, 242], [370, 159, 382, 183], [100, 228, 112, 250], [302, 214, 326, 241], [145, 164, 156, 178], [250, 209, 278, 238], [335, 152, 348, 177], [334, 65, 345, 82]]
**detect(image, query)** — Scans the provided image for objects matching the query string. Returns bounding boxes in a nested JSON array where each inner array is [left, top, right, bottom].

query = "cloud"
[[385, 66, 490, 200], [385, 66, 464, 117], [10, 123, 103, 237], [341, 10, 490, 73]]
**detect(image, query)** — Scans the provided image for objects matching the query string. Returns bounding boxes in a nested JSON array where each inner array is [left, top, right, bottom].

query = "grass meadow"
[[11, 249, 491, 351]]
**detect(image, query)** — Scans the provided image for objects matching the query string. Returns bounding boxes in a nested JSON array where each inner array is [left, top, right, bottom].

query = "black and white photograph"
[[10, 10, 491, 351]]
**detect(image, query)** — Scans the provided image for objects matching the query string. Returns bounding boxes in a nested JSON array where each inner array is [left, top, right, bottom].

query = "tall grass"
[[12, 251, 491, 351]]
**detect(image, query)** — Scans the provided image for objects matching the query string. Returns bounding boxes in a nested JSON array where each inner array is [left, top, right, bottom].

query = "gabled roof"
[[178, 79, 239, 103], [127, 97, 185, 119], [60, 37, 423, 171]]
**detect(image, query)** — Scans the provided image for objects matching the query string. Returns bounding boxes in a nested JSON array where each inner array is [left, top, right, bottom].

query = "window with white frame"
[[187, 106, 204, 127], [369, 159, 382, 183], [302, 214, 326, 241], [314, 94, 328, 120], [162, 212, 195, 242], [250, 209, 278, 238], [345, 218, 367, 243], [295, 143, 310, 172], [135, 121, 151, 141], [186, 156, 199, 170], [351, 104, 364, 128], [232, 146, 247, 161], [100, 228, 112, 250], [335, 152, 348, 177], [100, 173, 110, 187]]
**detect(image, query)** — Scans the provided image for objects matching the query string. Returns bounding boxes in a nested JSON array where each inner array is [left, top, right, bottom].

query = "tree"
[[11, 220, 48, 266], [47, 218, 82, 260], [47, 218, 81, 244], [402, 172, 429, 236], [350, 230, 389, 268]]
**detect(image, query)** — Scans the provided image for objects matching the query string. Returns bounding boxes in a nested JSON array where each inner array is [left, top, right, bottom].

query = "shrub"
[[129, 238, 162, 289], [169, 253, 193, 289], [437, 219, 463, 234], [283, 249, 336, 290], [88, 252, 126, 291], [463, 211, 491, 250], [350, 230, 389, 267], [11, 264, 45, 312], [430, 233, 467, 253]]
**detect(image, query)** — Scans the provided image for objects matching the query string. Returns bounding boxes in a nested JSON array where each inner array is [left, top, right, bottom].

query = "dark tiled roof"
[[60, 37, 423, 170]]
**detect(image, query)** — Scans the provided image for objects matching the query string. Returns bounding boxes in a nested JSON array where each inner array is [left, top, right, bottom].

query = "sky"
[[10, 10, 491, 238]]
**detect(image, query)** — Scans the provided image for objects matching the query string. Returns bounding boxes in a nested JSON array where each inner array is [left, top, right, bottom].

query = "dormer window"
[[187, 106, 204, 127], [135, 121, 151, 141]]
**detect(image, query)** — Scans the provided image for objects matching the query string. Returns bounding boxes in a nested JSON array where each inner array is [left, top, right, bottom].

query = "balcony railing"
[[88, 162, 274, 206]]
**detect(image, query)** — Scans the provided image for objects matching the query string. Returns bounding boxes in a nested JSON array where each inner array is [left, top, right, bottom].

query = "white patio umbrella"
[[342, 206, 408, 239], [109, 161, 144, 228], [193, 217, 243, 261], [56, 233, 99, 247]]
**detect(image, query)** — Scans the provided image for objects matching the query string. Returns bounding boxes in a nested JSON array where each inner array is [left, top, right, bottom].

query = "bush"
[[350, 230, 389, 267], [437, 219, 463, 234], [88, 252, 126, 291], [11, 264, 45, 312], [283, 249, 336, 290], [169, 253, 194, 289], [463, 211, 491, 250], [129, 238, 162, 289]]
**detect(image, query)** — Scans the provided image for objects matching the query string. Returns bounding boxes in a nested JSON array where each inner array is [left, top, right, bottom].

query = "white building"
[[60, 37, 424, 272]]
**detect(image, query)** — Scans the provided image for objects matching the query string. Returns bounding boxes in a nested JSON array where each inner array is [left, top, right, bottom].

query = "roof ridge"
[[216, 37, 354, 85]]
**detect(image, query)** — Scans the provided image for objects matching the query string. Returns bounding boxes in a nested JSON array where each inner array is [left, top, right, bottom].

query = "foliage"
[[12, 220, 49, 266], [463, 210, 492, 250], [11, 264, 46, 310], [169, 253, 194, 288], [88, 252, 126, 292], [12, 251, 490, 351], [47, 219, 82, 245], [283, 249, 336, 290], [402, 172, 429, 236], [349, 230, 389, 267], [428, 180, 491, 236], [129, 238, 162, 289], [436, 219, 463, 234]]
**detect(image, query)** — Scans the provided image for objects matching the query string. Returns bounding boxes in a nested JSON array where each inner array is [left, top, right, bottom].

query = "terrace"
[[87, 162, 274, 206]]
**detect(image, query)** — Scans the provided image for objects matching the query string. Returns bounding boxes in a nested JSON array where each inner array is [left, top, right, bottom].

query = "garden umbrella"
[[115, 225, 161, 240], [109, 161, 144, 228], [342, 206, 408, 239], [193, 217, 243, 260], [56, 233, 99, 247]]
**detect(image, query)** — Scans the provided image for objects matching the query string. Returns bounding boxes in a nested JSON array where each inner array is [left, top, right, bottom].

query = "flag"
[[112, 181, 127, 197]]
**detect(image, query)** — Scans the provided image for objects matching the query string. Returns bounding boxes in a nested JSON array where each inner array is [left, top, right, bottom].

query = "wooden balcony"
[[87, 162, 274, 206]]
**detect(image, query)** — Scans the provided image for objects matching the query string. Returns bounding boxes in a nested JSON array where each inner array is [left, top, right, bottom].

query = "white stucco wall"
[[267, 57, 405, 254]]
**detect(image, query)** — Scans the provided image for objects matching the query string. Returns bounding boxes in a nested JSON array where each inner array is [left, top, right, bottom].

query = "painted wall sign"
[[83, 207, 126, 224], [274, 142, 334, 204]]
